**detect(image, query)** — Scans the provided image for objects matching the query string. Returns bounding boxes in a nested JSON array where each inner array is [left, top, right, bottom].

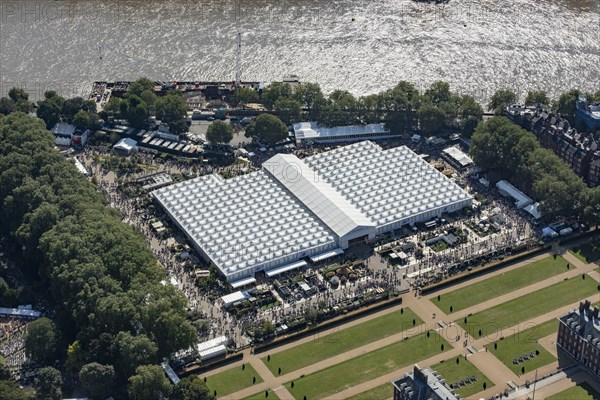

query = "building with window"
[[505, 105, 600, 187], [392, 365, 459, 400], [576, 95, 600, 132], [557, 300, 600, 378], [152, 141, 472, 285]]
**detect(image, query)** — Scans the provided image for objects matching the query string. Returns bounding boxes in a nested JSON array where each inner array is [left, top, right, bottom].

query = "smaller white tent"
[[113, 138, 138, 154]]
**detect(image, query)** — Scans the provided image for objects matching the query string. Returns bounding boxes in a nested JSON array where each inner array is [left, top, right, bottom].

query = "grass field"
[[241, 389, 280, 400], [487, 319, 558, 375], [262, 308, 423, 375], [202, 363, 263, 398], [569, 241, 600, 264], [431, 358, 493, 398], [456, 276, 599, 335], [284, 331, 450, 399], [346, 383, 393, 400], [547, 382, 600, 400], [433, 256, 569, 313]]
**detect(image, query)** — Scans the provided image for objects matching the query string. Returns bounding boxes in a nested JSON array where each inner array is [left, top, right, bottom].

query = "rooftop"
[[293, 121, 389, 140]]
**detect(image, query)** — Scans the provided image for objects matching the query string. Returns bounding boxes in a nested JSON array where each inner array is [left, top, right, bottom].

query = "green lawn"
[[487, 319, 558, 375], [241, 389, 280, 400], [284, 331, 450, 399], [547, 382, 600, 400], [201, 363, 263, 398], [433, 256, 569, 313], [346, 383, 393, 400], [456, 276, 599, 335], [431, 358, 493, 398], [569, 241, 600, 264], [262, 308, 422, 375]]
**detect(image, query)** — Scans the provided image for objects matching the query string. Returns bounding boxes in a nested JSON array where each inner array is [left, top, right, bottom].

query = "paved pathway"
[[220, 249, 600, 400]]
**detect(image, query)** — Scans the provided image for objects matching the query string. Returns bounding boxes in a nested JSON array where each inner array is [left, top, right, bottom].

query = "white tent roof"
[[153, 141, 472, 282], [524, 202, 542, 219], [309, 248, 344, 262], [50, 122, 75, 136], [220, 291, 246, 306], [264, 153, 375, 238], [496, 180, 533, 209], [230, 277, 256, 288], [293, 121, 389, 140], [113, 138, 138, 152], [443, 146, 474, 167], [265, 260, 307, 277]]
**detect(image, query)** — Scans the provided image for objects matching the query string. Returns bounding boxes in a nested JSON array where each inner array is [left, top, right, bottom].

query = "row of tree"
[[470, 116, 600, 223], [102, 77, 189, 134], [235, 80, 485, 136], [0, 112, 199, 399]]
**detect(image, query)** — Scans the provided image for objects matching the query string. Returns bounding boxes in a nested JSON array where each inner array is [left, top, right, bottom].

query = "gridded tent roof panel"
[[293, 121, 389, 140], [304, 142, 473, 226], [152, 172, 337, 279], [263, 153, 375, 238]]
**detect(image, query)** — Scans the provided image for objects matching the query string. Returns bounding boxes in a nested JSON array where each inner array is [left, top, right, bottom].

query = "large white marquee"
[[152, 141, 472, 282]]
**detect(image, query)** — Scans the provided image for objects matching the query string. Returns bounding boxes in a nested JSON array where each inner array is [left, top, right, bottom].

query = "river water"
[[0, 0, 598, 102]]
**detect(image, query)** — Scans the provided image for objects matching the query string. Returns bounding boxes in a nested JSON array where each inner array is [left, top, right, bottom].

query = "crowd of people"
[[77, 143, 538, 351], [0, 317, 30, 378]]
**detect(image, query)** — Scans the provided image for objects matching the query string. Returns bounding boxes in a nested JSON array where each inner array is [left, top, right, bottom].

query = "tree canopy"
[[79, 362, 115, 400], [33, 367, 62, 400], [206, 120, 233, 144], [245, 114, 289, 146], [0, 112, 196, 389], [156, 93, 188, 134], [488, 89, 517, 114], [470, 116, 599, 222], [24, 317, 59, 364], [171, 376, 215, 400], [127, 365, 172, 400]]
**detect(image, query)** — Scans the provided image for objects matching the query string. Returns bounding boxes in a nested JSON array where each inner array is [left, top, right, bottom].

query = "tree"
[[62, 97, 96, 123], [552, 89, 580, 124], [128, 77, 156, 97], [381, 81, 420, 133], [36, 93, 65, 129], [151, 312, 197, 357], [0, 380, 34, 400], [488, 89, 517, 114], [128, 365, 172, 400], [261, 83, 293, 109], [102, 96, 122, 117], [8, 87, 29, 102], [72, 110, 92, 131], [245, 114, 289, 146], [206, 120, 233, 144], [114, 332, 158, 376], [424, 81, 451, 106], [65, 340, 89, 373], [171, 376, 215, 400], [233, 87, 259, 108], [293, 83, 325, 114], [156, 93, 188, 134], [274, 97, 302, 126], [33, 367, 62, 400], [24, 317, 59, 364], [524, 90, 550, 106], [79, 363, 115, 400], [120, 95, 149, 128], [418, 104, 445, 135], [0, 98, 16, 115], [459, 95, 484, 120]]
